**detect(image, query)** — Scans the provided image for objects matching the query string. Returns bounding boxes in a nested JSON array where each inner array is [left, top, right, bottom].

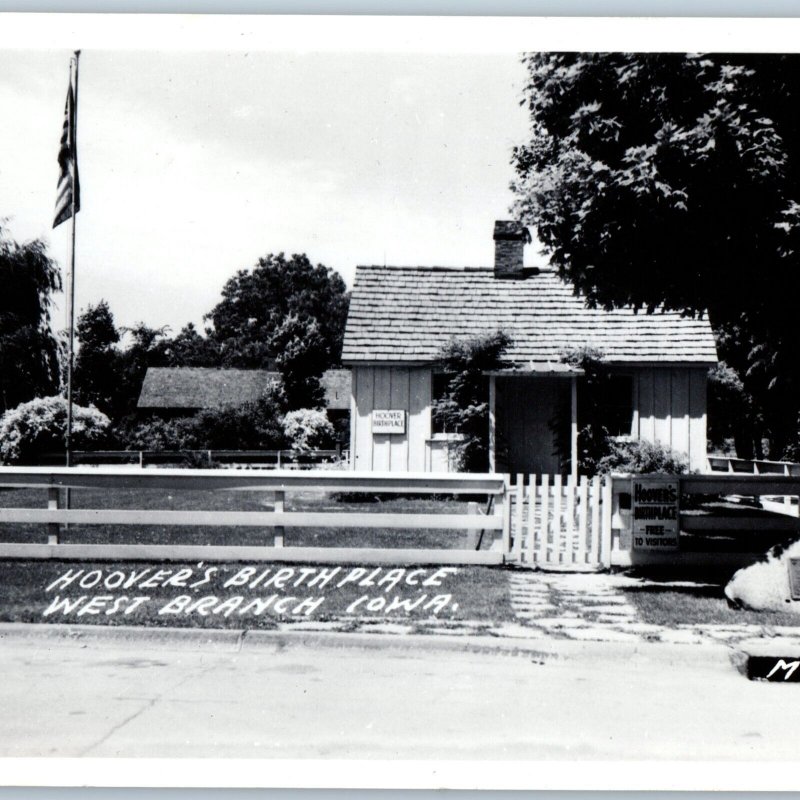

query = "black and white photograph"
[[1, 13, 800, 791]]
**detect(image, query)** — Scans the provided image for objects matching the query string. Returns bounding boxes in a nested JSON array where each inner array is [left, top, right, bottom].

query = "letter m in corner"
[[749, 657, 800, 682], [766, 659, 800, 681]]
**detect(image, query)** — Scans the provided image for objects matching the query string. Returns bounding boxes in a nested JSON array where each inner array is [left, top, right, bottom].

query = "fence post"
[[525, 474, 537, 567], [513, 475, 525, 562], [273, 489, 285, 547], [47, 487, 60, 545], [464, 501, 480, 550], [565, 473, 576, 565], [601, 476, 613, 569], [589, 475, 601, 566], [552, 473, 562, 565], [539, 473, 550, 565], [501, 474, 512, 558], [577, 474, 589, 565]]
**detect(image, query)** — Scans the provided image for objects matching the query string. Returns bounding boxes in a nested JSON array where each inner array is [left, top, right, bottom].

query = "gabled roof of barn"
[[341, 265, 718, 366], [137, 367, 351, 410], [138, 368, 279, 410]]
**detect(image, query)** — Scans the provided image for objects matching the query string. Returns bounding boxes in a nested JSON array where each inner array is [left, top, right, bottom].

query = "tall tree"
[[206, 252, 349, 377], [0, 227, 62, 413], [511, 53, 800, 456], [165, 322, 221, 368], [115, 323, 170, 418], [74, 300, 120, 416], [269, 314, 328, 410]]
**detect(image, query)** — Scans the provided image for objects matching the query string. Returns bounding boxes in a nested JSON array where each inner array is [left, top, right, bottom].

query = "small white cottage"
[[341, 221, 718, 474]]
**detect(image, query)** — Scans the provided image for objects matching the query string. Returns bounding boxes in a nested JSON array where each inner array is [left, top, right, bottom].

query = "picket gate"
[[506, 474, 612, 570]]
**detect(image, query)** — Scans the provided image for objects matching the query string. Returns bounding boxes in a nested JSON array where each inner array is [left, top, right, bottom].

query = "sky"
[[0, 48, 536, 335]]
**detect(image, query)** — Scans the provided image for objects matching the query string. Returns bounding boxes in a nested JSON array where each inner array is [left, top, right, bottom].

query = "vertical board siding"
[[653, 369, 671, 446], [636, 366, 707, 467], [349, 368, 359, 470], [670, 368, 691, 461], [371, 368, 392, 471], [353, 366, 375, 470], [688, 368, 708, 472], [390, 368, 410, 471], [351, 366, 433, 472], [352, 365, 708, 475], [637, 368, 656, 442], [408, 368, 431, 472]]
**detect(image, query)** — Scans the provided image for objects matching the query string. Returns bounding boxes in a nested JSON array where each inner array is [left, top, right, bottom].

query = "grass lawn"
[[0, 486, 514, 629], [0, 561, 514, 629], [623, 581, 800, 628]]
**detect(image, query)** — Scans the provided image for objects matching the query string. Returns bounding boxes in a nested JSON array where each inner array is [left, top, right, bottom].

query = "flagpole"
[[65, 50, 80, 469]]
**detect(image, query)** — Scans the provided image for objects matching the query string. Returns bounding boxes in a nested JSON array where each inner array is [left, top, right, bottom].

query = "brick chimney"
[[493, 220, 532, 278]]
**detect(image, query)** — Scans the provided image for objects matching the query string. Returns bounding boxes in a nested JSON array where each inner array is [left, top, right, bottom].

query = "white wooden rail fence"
[[706, 455, 800, 476], [12, 467, 797, 571], [608, 472, 800, 569], [0, 467, 619, 569], [0, 467, 507, 566]]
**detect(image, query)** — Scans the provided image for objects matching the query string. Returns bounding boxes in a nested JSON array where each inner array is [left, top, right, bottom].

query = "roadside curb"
[[729, 638, 800, 681], [0, 621, 735, 666]]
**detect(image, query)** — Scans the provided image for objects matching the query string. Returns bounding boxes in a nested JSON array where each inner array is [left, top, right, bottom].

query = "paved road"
[[0, 630, 796, 761]]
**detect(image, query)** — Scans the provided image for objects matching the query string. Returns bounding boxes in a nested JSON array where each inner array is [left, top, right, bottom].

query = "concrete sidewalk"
[[0, 618, 735, 665]]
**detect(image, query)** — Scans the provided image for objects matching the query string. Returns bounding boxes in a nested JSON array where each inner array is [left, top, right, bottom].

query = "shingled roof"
[[138, 368, 351, 411], [138, 368, 279, 410], [342, 266, 718, 365]]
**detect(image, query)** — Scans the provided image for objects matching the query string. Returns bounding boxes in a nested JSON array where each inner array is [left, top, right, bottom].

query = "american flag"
[[53, 54, 80, 229]]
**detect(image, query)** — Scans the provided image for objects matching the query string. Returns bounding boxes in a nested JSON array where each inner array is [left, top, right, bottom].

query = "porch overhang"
[[485, 361, 584, 377], [487, 362, 581, 479]]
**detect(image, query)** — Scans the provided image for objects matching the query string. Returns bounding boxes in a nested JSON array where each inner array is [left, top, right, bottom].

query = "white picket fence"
[[505, 474, 613, 571]]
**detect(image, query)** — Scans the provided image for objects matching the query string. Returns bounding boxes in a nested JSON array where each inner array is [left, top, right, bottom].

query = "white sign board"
[[632, 476, 680, 551], [372, 409, 406, 435]]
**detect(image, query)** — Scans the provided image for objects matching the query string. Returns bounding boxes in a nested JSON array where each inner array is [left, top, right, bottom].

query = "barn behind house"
[[342, 221, 718, 474], [137, 367, 351, 425]]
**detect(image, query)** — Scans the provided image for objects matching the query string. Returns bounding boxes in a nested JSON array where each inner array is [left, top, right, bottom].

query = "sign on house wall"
[[372, 409, 406, 435], [632, 476, 680, 551]]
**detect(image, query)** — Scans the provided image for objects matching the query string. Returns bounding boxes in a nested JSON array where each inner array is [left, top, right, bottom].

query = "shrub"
[[119, 393, 287, 452], [190, 395, 285, 450], [595, 439, 689, 475], [0, 396, 111, 464], [283, 408, 335, 453], [707, 361, 762, 458], [431, 330, 511, 472], [116, 416, 197, 451]]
